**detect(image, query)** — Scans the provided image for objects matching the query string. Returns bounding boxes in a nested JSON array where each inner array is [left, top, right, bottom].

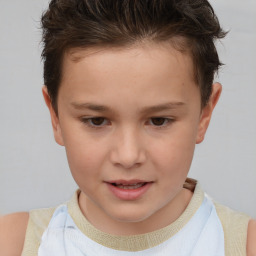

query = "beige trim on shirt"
[[21, 179, 251, 256]]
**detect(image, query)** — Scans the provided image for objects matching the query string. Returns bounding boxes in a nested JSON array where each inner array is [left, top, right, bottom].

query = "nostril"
[[109, 142, 146, 169]]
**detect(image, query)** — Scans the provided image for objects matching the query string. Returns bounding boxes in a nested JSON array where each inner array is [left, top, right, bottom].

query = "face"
[[43, 43, 221, 235]]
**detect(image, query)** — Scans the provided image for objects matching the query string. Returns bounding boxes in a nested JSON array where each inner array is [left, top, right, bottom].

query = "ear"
[[42, 86, 64, 146], [196, 83, 222, 144]]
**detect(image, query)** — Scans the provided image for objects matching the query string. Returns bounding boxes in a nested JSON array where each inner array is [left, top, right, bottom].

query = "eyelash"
[[81, 117, 174, 129], [81, 117, 110, 129]]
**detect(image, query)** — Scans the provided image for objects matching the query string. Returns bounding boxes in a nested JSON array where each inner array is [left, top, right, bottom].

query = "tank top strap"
[[214, 201, 250, 256], [38, 193, 225, 256]]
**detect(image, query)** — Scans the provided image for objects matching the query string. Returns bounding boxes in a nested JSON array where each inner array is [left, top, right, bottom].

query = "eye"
[[149, 117, 173, 127], [81, 117, 109, 128]]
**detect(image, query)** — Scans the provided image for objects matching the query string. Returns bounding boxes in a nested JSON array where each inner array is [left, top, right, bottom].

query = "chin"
[[108, 207, 154, 224]]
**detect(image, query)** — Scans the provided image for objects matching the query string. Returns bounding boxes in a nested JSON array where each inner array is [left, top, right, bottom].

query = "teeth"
[[115, 183, 145, 189]]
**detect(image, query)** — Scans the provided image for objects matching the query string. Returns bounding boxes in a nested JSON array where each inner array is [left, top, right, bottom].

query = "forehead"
[[58, 43, 199, 110], [62, 42, 195, 82]]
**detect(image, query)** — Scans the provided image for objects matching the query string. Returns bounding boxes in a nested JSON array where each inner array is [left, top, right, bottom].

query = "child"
[[0, 0, 255, 255]]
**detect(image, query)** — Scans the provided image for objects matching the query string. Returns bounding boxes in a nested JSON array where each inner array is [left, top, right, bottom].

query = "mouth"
[[105, 180, 153, 200], [110, 182, 147, 190]]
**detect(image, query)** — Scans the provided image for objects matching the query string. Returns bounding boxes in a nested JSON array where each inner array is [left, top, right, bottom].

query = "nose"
[[110, 127, 146, 169]]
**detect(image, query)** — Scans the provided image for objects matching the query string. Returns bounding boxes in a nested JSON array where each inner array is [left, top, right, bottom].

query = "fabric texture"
[[37, 196, 225, 256], [214, 202, 250, 255], [21, 180, 251, 256]]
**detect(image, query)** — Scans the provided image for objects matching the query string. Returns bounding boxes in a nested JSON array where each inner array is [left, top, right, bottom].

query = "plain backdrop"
[[0, 0, 255, 217]]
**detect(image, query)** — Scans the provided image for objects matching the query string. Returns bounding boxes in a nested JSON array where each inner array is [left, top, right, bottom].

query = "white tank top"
[[38, 194, 225, 256]]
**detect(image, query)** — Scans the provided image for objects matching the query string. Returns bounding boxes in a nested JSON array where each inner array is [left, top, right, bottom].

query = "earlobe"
[[196, 83, 222, 144], [42, 86, 64, 146]]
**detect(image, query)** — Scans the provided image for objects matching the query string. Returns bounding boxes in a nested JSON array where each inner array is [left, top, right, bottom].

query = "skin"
[[0, 212, 29, 255], [47, 43, 218, 234], [0, 43, 255, 255]]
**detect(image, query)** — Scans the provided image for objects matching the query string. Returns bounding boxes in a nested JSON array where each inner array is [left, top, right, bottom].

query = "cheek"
[[63, 131, 107, 178], [65, 142, 106, 192], [150, 126, 197, 173]]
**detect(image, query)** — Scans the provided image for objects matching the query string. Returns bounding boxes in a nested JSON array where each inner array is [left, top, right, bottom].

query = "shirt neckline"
[[67, 178, 204, 251]]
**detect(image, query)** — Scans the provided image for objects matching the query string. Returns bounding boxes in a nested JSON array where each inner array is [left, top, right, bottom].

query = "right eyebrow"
[[71, 102, 113, 113]]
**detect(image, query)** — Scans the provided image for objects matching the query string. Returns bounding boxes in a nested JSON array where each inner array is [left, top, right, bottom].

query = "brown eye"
[[90, 117, 106, 126], [81, 117, 108, 128], [150, 118, 167, 126]]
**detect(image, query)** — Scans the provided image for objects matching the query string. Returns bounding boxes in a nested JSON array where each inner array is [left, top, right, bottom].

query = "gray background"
[[0, 0, 255, 217]]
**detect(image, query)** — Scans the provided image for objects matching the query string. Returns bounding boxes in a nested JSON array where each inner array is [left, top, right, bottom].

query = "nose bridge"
[[111, 124, 146, 168]]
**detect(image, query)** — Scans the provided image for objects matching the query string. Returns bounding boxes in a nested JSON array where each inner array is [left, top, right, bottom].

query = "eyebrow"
[[140, 102, 185, 114], [71, 102, 185, 114]]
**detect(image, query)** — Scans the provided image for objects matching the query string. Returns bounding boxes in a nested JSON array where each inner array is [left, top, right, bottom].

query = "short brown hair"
[[41, 0, 226, 112]]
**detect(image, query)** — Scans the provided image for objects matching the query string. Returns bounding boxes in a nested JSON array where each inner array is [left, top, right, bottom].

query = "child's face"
[[44, 43, 220, 233]]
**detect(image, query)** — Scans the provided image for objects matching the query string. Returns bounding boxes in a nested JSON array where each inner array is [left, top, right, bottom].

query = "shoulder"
[[214, 201, 251, 229], [247, 219, 256, 256], [214, 201, 250, 255], [0, 212, 29, 256]]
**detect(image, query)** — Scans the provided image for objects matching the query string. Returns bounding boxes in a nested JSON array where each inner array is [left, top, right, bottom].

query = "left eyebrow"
[[140, 102, 186, 115], [70, 101, 185, 114]]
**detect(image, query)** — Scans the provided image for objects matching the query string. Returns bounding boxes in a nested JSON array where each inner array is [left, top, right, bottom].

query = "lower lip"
[[106, 182, 153, 200]]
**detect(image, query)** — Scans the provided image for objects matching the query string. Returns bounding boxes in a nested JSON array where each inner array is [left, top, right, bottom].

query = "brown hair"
[[41, 0, 227, 112]]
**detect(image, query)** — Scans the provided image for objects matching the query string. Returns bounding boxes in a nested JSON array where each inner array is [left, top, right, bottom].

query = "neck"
[[79, 188, 193, 236]]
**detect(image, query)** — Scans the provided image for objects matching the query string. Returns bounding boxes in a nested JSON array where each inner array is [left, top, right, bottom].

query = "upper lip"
[[105, 179, 152, 185]]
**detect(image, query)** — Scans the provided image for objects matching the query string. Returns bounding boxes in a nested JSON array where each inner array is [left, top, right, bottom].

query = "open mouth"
[[111, 182, 147, 190], [106, 180, 153, 200]]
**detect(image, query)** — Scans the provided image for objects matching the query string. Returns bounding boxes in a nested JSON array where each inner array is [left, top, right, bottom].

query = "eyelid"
[[147, 117, 174, 128], [81, 117, 110, 129], [80, 116, 174, 130]]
